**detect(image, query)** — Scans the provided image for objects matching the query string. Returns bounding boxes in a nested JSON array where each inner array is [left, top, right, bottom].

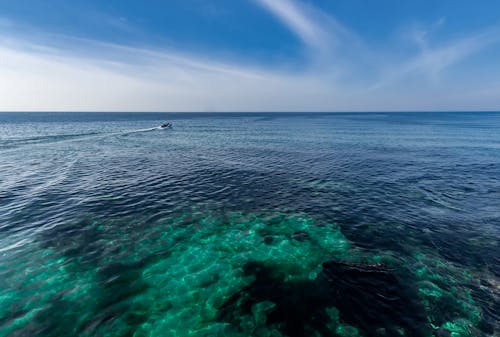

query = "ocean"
[[0, 112, 499, 337]]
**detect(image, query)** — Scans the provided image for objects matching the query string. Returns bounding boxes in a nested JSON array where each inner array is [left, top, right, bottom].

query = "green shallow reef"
[[0, 209, 494, 337]]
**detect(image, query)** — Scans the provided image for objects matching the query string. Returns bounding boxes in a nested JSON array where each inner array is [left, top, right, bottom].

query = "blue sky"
[[0, 0, 499, 111]]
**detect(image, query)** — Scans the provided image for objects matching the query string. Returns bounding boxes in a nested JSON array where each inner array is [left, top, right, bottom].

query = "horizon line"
[[1, 110, 499, 114]]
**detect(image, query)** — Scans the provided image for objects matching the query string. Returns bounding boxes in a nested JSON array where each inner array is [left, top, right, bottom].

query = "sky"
[[0, 0, 500, 112]]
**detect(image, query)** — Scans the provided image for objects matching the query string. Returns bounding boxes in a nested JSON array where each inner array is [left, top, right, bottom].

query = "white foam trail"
[[128, 127, 159, 133], [0, 125, 169, 154], [120, 126, 170, 135]]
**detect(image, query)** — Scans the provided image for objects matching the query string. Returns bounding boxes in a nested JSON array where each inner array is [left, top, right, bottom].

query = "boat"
[[160, 122, 172, 129]]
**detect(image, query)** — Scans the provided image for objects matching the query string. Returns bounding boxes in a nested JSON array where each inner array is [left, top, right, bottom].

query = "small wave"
[[0, 132, 102, 150]]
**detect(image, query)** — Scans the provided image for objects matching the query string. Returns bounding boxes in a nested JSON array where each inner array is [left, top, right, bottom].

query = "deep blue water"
[[0, 112, 499, 337]]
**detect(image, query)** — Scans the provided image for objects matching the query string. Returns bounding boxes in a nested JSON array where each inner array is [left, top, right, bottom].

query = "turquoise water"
[[0, 112, 499, 337]]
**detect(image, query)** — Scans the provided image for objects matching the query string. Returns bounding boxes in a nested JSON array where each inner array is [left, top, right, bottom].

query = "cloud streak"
[[372, 27, 500, 89], [253, 0, 331, 52], [0, 36, 342, 112]]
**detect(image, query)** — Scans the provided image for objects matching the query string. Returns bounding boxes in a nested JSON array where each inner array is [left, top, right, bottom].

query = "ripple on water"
[[0, 209, 493, 337], [0, 113, 499, 337]]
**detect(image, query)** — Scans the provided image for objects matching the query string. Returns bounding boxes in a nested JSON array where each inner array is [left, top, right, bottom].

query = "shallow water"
[[0, 112, 499, 337]]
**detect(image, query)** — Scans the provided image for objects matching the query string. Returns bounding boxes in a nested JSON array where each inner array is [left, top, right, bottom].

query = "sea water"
[[0, 112, 498, 337]]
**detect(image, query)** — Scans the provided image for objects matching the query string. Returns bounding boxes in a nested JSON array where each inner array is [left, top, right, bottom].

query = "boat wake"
[[1, 125, 172, 153]]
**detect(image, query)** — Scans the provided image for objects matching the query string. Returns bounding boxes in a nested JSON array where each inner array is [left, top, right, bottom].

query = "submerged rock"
[[218, 261, 431, 337], [291, 230, 311, 242], [218, 261, 336, 337], [321, 261, 430, 337]]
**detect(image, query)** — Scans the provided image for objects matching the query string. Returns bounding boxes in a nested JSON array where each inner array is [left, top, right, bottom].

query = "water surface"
[[0, 112, 499, 337]]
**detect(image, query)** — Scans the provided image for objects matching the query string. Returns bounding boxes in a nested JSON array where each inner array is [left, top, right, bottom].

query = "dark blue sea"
[[0, 112, 499, 337]]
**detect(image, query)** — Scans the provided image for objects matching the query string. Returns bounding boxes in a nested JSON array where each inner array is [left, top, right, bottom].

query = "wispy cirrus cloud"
[[254, 0, 500, 91], [0, 35, 346, 112], [412, 18, 447, 50], [253, 0, 362, 57], [373, 26, 500, 89], [252, 0, 364, 61], [414, 29, 500, 78], [253, 0, 328, 50]]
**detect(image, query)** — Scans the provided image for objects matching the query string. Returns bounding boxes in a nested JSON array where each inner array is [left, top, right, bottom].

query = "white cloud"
[[372, 27, 500, 90], [251, 0, 363, 60], [411, 17, 447, 50], [0, 37, 344, 112], [415, 31, 500, 78], [254, 0, 327, 50]]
